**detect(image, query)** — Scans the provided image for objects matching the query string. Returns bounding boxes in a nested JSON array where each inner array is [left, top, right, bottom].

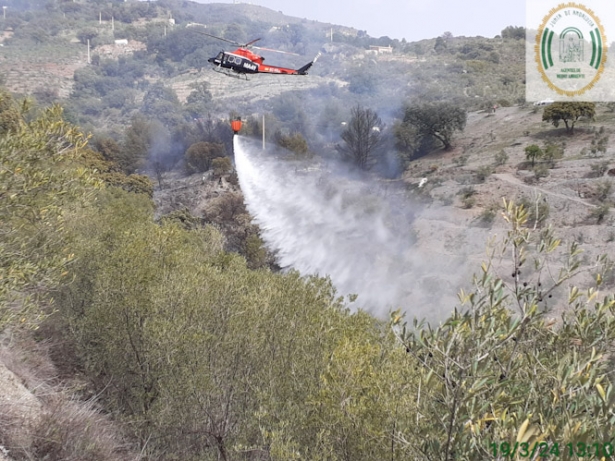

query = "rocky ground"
[[410, 105, 613, 237], [402, 105, 615, 317]]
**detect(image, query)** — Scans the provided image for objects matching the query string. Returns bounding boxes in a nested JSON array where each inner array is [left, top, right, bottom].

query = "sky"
[[193, 0, 526, 42]]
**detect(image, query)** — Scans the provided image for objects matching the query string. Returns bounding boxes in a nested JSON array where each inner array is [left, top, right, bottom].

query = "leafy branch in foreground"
[[392, 198, 615, 460], [0, 96, 98, 330]]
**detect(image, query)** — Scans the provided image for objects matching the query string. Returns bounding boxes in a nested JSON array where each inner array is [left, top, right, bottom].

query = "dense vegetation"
[[2, 86, 615, 460]]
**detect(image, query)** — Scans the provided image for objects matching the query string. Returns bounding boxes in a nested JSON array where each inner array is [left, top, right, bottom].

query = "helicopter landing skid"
[[212, 65, 249, 80]]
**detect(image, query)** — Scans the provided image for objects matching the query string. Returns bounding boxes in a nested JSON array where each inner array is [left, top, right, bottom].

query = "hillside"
[[4, 3, 615, 461], [152, 103, 615, 320], [403, 105, 615, 314], [0, 0, 525, 125], [3, 95, 615, 460]]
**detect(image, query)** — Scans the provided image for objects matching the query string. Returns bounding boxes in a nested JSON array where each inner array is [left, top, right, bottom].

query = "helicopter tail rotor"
[[297, 52, 321, 75]]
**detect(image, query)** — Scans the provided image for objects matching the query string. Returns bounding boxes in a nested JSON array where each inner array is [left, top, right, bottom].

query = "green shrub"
[[459, 186, 477, 208], [543, 141, 564, 167], [477, 202, 498, 226], [243, 234, 268, 269], [494, 149, 508, 166], [475, 165, 493, 183], [590, 135, 609, 157], [391, 199, 615, 460], [211, 157, 232, 178], [453, 154, 469, 166], [184, 142, 226, 174], [0, 104, 94, 331], [589, 203, 610, 224], [102, 172, 154, 197], [533, 163, 549, 180], [595, 179, 613, 202], [590, 160, 610, 177]]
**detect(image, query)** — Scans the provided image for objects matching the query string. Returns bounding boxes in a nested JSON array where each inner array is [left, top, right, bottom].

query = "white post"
[[87, 39, 91, 64], [262, 114, 265, 150], [330, 28, 333, 42], [99, 11, 101, 24], [2, 7, 6, 19], [111, 16, 114, 31]]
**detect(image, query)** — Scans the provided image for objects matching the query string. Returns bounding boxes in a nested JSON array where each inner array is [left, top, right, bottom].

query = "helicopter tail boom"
[[297, 61, 314, 75], [297, 53, 321, 75]]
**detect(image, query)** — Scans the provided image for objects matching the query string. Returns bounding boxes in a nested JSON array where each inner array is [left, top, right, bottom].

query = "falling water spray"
[[234, 137, 475, 318]]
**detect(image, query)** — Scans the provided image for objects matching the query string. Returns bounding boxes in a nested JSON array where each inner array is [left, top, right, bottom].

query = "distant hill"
[[0, 0, 526, 157]]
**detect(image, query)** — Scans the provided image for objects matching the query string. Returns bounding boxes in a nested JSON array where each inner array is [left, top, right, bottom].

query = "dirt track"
[[493, 173, 597, 208]]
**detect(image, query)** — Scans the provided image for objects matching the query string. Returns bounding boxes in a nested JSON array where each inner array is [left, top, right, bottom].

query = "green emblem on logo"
[[536, 2, 607, 96]]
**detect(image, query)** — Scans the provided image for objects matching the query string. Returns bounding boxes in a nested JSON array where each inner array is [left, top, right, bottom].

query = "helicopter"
[[200, 32, 319, 79]]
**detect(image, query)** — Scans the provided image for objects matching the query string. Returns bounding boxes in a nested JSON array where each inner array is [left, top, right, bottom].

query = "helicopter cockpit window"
[[216, 52, 224, 60]]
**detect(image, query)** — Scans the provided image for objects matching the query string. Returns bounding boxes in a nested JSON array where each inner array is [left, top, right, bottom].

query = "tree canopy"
[[184, 141, 226, 174], [400, 102, 467, 150], [542, 101, 596, 133], [501, 25, 526, 39], [524, 144, 543, 166]]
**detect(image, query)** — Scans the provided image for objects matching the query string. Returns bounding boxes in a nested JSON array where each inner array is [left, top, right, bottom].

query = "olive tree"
[[391, 199, 615, 460]]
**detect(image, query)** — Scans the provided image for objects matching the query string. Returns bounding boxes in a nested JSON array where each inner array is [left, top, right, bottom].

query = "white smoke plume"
[[234, 137, 479, 319]]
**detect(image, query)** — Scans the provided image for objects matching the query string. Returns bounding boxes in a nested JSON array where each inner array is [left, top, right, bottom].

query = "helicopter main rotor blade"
[[193, 30, 295, 54], [194, 32, 265, 49], [244, 38, 262, 47], [252, 45, 300, 56], [195, 31, 241, 46]]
